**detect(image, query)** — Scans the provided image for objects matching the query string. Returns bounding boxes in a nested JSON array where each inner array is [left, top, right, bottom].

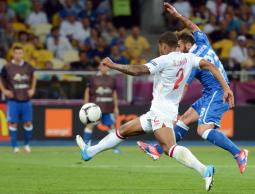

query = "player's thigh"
[[179, 107, 199, 125], [21, 101, 33, 123], [119, 117, 145, 137], [154, 127, 176, 154], [197, 91, 229, 135], [7, 100, 20, 124]]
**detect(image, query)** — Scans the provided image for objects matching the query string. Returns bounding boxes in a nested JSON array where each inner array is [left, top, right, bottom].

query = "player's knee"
[[9, 123, 17, 128], [197, 124, 214, 137], [118, 126, 128, 138], [24, 122, 32, 128]]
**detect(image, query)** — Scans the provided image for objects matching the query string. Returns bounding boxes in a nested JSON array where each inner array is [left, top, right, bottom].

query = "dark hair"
[[51, 26, 60, 33], [13, 45, 23, 51], [177, 31, 195, 44], [158, 31, 178, 48]]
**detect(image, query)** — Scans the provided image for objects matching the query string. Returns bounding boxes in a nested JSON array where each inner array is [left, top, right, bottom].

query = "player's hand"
[[100, 57, 114, 68], [3, 89, 14, 98], [164, 2, 182, 18], [223, 89, 235, 108], [28, 89, 35, 98]]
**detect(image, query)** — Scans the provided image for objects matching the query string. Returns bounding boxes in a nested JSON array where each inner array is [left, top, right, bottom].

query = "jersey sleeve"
[[186, 68, 197, 84], [193, 30, 211, 46], [187, 53, 203, 69], [144, 56, 166, 75]]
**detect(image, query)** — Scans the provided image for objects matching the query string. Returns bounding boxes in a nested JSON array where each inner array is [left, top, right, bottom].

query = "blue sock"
[[9, 127, 18, 148], [174, 120, 189, 142], [83, 128, 92, 144], [24, 126, 33, 145], [203, 129, 240, 157]]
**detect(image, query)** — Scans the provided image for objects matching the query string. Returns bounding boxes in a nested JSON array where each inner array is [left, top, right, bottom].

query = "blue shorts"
[[7, 100, 33, 123], [101, 113, 115, 126], [192, 90, 229, 128]]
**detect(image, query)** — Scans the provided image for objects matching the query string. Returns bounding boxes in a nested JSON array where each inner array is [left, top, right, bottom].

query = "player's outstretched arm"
[[100, 57, 150, 76], [199, 59, 234, 108], [164, 2, 199, 32]]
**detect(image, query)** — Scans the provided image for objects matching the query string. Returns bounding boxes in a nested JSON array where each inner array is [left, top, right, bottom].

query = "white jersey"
[[145, 52, 202, 119]]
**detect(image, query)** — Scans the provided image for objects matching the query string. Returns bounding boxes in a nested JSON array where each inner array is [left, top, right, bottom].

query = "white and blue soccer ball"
[[79, 103, 102, 125]]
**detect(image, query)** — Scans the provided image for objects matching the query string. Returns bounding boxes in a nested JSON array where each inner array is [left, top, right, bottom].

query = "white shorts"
[[140, 110, 176, 133]]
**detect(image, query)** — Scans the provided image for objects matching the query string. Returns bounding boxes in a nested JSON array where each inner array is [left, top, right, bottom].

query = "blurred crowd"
[[0, 0, 150, 71], [0, 0, 254, 76], [166, 0, 255, 74]]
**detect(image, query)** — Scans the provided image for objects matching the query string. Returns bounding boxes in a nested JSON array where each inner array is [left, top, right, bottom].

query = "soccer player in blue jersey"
[[137, 2, 248, 174]]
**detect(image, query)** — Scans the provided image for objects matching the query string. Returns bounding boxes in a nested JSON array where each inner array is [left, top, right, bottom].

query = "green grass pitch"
[[0, 146, 254, 194]]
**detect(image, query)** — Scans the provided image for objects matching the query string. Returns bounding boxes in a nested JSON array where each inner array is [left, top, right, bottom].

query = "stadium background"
[[0, 1, 254, 194], [0, 0, 254, 141]]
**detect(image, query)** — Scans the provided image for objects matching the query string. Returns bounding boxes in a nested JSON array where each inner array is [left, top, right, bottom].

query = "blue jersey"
[[187, 31, 229, 93]]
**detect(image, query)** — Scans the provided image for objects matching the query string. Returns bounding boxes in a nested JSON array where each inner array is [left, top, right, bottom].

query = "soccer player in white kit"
[[76, 31, 234, 191]]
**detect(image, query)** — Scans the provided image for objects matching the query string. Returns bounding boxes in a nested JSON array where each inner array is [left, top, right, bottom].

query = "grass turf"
[[0, 146, 254, 194]]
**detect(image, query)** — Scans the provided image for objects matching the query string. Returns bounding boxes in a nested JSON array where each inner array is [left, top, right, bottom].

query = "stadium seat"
[[32, 23, 52, 43], [51, 58, 65, 70], [62, 50, 79, 65], [32, 50, 54, 69]]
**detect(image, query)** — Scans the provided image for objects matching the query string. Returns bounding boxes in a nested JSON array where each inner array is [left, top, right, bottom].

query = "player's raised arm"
[[199, 59, 234, 108], [100, 57, 150, 76], [164, 2, 199, 32]]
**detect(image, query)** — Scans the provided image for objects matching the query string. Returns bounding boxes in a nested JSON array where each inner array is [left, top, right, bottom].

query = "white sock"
[[87, 130, 124, 157], [107, 128, 115, 134], [169, 145, 206, 177]]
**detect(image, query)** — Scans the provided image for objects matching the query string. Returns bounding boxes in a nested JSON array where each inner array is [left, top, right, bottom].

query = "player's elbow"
[[199, 60, 213, 70]]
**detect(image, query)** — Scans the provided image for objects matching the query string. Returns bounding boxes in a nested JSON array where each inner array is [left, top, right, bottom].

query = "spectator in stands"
[[0, 0, 15, 22], [204, 15, 218, 35], [90, 37, 109, 65], [70, 51, 95, 70], [78, 0, 97, 22], [109, 45, 128, 64], [224, 12, 241, 33], [206, 0, 227, 21], [46, 26, 73, 59], [60, 11, 84, 42], [8, 0, 32, 18], [213, 30, 237, 66], [26, 1, 48, 27], [173, 0, 192, 18], [238, 4, 253, 24], [84, 27, 100, 51], [59, 0, 78, 19], [242, 46, 255, 71], [102, 21, 118, 45], [125, 26, 150, 61], [79, 16, 91, 42], [43, 0, 63, 22], [229, 35, 248, 71], [111, 27, 126, 50]]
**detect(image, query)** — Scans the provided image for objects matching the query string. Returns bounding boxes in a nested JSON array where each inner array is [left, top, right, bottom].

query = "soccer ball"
[[79, 103, 102, 125]]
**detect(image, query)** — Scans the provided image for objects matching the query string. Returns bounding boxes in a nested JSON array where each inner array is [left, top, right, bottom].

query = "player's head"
[[99, 63, 109, 75], [176, 31, 195, 53], [158, 31, 178, 55], [12, 46, 24, 62]]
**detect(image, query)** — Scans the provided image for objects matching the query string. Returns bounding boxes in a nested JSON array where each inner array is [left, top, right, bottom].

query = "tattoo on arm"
[[111, 64, 150, 76]]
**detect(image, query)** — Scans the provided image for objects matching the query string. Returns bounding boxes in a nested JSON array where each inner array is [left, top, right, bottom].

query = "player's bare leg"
[[76, 117, 145, 161], [9, 123, 19, 153], [23, 122, 33, 153], [154, 127, 214, 191]]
